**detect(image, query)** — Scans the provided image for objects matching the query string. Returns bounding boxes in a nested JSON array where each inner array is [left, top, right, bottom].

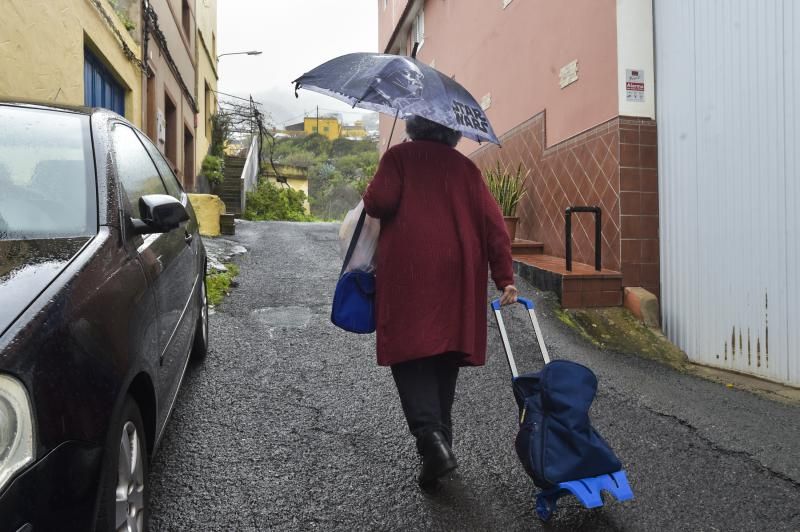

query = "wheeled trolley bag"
[[491, 297, 634, 522]]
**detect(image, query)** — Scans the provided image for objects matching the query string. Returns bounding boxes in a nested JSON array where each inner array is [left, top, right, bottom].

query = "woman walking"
[[362, 116, 518, 490]]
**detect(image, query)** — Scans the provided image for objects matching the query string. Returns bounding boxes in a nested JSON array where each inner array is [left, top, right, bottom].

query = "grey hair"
[[405, 115, 462, 148]]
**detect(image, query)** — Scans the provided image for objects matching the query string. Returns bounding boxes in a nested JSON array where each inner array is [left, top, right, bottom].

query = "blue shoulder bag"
[[331, 208, 376, 334]]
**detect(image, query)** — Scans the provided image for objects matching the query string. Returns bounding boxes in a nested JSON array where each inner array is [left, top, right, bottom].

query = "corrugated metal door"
[[655, 0, 798, 385], [84, 49, 125, 116]]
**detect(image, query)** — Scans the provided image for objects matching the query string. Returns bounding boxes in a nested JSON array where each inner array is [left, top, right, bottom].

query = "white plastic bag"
[[339, 200, 380, 273]]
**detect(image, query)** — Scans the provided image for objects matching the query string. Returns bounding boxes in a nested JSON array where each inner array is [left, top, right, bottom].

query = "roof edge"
[[382, 0, 418, 54]]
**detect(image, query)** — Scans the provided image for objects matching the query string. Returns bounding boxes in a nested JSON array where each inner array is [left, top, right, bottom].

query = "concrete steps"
[[216, 156, 247, 216], [511, 239, 544, 255], [513, 252, 623, 308]]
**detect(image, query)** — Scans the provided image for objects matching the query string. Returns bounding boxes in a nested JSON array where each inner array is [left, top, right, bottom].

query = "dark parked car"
[[0, 101, 208, 531]]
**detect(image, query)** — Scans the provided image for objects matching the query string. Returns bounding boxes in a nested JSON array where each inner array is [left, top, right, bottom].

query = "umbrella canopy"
[[293, 53, 500, 145]]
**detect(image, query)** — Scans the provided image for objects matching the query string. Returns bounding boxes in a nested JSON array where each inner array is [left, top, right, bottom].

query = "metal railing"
[[565, 206, 602, 272], [238, 136, 260, 213]]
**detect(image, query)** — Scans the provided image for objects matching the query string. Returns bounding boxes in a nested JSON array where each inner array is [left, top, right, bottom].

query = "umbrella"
[[293, 53, 500, 145]]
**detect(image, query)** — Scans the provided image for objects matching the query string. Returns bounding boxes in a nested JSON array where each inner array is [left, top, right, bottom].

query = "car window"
[[111, 124, 167, 219], [137, 131, 183, 200], [0, 106, 96, 240]]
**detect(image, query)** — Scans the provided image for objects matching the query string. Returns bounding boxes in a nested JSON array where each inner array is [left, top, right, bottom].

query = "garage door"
[[655, 0, 799, 385]]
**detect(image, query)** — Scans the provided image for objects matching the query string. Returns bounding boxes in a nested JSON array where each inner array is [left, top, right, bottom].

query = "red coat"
[[362, 140, 514, 367]]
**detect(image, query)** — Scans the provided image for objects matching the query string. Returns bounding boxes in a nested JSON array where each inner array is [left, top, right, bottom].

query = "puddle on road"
[[251, 306, 313, 329]]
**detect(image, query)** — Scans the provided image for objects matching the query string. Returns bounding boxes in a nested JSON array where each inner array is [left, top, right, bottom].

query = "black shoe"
[[418, 431, 458, 489]]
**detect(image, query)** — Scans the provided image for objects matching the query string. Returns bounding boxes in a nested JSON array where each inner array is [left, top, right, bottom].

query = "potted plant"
[[484, 162, 529, 241]]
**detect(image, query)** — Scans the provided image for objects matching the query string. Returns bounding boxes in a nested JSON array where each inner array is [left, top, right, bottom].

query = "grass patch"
[[206, 263, 240, 306], [559, 306, 689, 368], [555, 308, 600, 347]]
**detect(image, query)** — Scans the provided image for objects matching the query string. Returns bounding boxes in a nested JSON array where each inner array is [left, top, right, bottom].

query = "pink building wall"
[[377, 0, 660, 298], [378, 0, 619, 153], [378, 0, 410, 55]]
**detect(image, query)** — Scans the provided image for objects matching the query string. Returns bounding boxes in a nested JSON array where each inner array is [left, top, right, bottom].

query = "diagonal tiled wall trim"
[[471, 112, 660, 297]]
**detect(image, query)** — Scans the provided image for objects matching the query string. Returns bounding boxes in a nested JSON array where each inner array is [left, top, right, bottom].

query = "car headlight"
[[0, 374, 35, 491]]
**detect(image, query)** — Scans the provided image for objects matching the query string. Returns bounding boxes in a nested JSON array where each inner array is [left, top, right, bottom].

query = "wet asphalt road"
[[149, 220, 800, 531]]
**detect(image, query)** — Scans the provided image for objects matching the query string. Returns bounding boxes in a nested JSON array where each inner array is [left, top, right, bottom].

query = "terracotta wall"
[[618, 117, 659, 296], [472, 114, 660, 297]]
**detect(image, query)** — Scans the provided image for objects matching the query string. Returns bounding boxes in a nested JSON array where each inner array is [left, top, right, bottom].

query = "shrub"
[[244, 180, 314, 221], [201, 155, 224, 186], [281, 150, 317, 168], [484, 162, 529, 217]]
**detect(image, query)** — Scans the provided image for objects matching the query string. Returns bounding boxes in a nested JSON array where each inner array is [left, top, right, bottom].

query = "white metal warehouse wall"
[[654, 0, 799, 385]]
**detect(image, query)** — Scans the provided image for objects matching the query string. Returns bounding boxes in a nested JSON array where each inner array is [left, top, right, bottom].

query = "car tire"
[[191, 276, 209, 361], [96, 396, 148, 532]]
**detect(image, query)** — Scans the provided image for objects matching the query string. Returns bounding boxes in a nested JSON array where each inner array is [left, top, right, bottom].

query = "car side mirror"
[[131, 194, 189, 235]]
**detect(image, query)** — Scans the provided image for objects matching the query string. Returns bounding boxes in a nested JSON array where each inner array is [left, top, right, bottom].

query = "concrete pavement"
[[148, 220, 800, 531]]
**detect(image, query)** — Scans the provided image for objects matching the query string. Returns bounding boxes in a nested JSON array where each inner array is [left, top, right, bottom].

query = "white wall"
[[616, 0, 655, 118]]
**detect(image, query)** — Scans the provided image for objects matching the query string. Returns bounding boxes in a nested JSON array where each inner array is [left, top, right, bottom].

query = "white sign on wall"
[[626, 69, 645, 102], [559, 60, 579, 89], [156, 109, 166, 144]]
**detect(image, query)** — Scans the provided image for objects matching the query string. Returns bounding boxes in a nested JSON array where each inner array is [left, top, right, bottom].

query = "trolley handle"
[[491, 296, 551, 379], [491, 297, 534, 311]]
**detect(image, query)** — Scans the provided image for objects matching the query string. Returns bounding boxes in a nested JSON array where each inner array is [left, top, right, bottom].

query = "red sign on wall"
[[626, 69, 645, 102]]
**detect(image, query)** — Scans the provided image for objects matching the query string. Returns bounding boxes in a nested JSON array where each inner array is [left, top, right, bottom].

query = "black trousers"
[[390, 352, 461, 453]]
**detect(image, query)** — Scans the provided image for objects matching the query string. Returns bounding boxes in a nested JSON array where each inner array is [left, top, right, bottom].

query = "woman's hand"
[[500, 285, 519, 306]]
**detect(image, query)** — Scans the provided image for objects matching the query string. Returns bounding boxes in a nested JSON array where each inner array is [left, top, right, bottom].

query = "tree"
[[209, 113, 231, 157], [262, 133, 379, 220]]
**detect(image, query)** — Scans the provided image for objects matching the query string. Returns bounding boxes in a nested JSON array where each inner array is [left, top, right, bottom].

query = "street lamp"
[[217, 50, 263, 60]]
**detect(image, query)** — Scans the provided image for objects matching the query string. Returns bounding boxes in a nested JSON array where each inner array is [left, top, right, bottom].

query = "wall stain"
[[757, 338, 761, 368], [747, 328, 751, 366], [739, 329, 743, 358], [720, 292, 771, 372]]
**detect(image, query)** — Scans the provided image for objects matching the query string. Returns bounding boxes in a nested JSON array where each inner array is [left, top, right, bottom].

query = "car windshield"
[[0, 106, 96, 240]]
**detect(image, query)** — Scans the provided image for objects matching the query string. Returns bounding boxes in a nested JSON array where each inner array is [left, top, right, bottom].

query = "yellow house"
[[194, 0, 218, 180], [342, 120, 368, 139], [263, 163, 310, 214], [304, 116, 341, 141], [0, 0, 143, 128]]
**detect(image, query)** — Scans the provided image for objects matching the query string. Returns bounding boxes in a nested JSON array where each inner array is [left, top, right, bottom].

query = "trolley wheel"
[[535, 493, 556, 522]]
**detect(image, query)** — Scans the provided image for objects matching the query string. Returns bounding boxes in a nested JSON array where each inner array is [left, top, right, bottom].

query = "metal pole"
[[527, 308, 551, 365], [595, 209, 602, 271], [493, 309, 519, 378], [565, 209, 573, 272], [386, 108, 400, 147]]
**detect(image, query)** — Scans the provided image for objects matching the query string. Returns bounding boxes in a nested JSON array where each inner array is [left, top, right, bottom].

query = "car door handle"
[[184, 231, 193, 245]]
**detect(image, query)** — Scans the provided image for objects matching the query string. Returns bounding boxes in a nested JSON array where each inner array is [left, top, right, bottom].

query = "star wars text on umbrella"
[[452, 101, 489, 133]]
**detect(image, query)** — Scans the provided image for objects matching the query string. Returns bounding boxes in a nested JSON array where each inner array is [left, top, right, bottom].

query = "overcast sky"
[[217, 0, 378, 128]]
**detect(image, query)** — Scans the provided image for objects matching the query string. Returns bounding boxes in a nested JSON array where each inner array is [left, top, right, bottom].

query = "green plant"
[[243, 180, 314, 222], [281, 150, 317, 168], [484, 162, 529, 217], [206, 263, 239, 306], [210, 113, 231, 157], [108, 0, 136, 31], [201, 155, 224, 186]]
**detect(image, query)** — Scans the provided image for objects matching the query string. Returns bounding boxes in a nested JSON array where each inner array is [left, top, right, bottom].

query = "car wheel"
[[191, 276, 209, 361], [96, 396, 148, 532]]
